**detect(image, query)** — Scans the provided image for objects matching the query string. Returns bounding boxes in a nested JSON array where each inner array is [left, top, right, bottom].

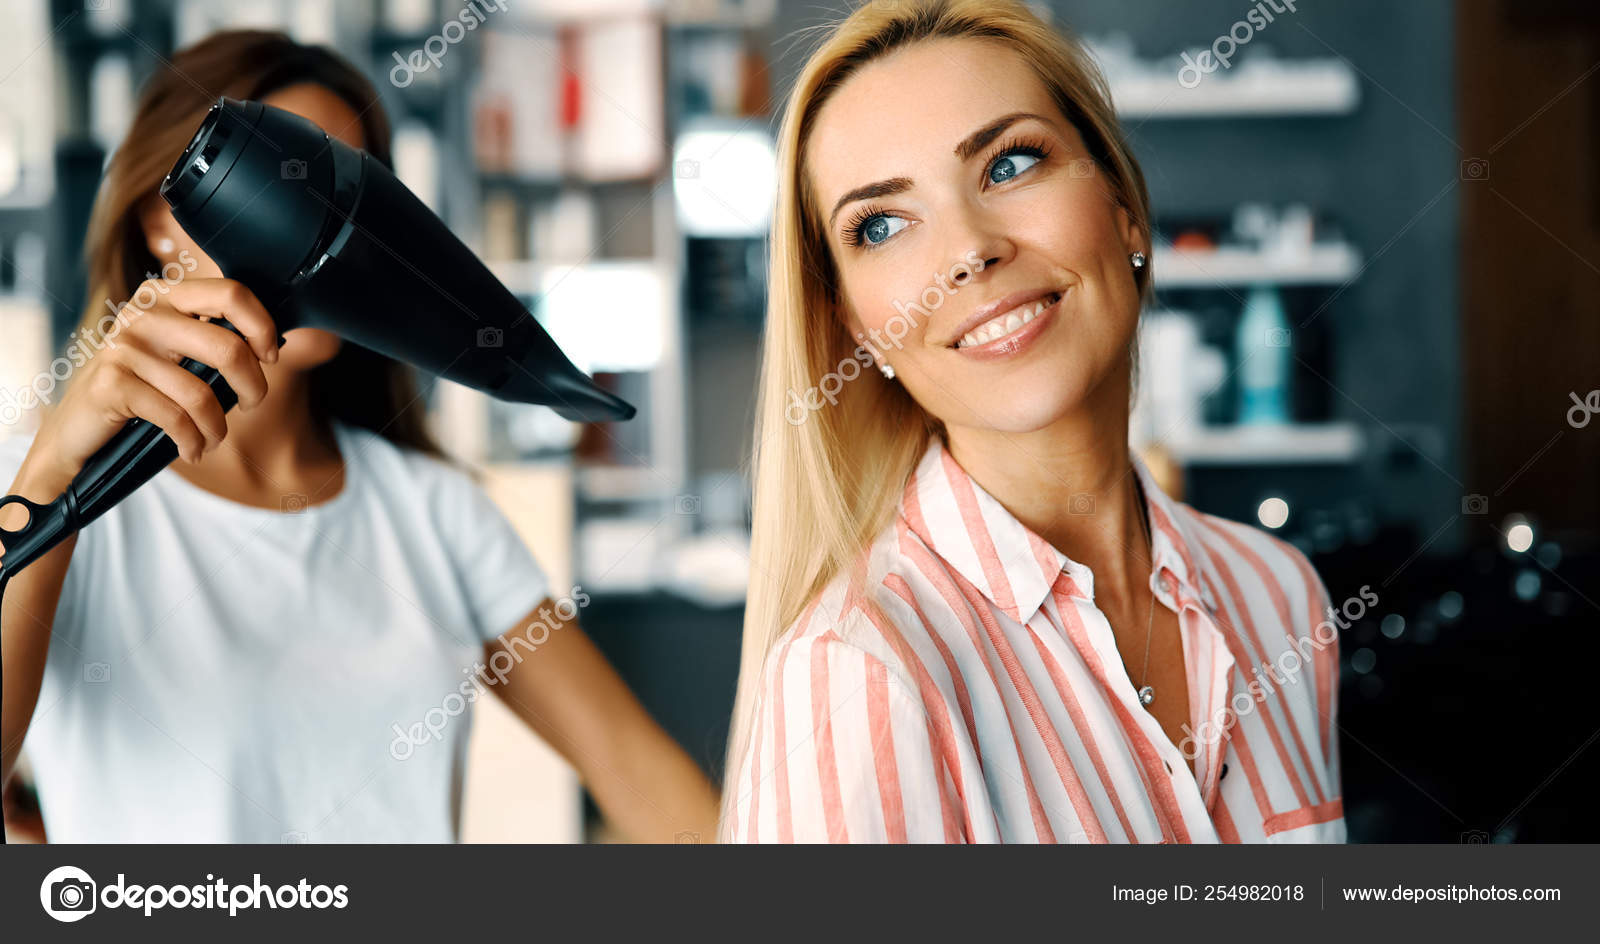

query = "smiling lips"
[[953, 290, 1062, 349]]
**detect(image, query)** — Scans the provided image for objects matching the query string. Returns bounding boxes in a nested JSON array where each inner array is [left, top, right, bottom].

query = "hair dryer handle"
[[0, 321, 254, 577], [73, 319, 248, 508]]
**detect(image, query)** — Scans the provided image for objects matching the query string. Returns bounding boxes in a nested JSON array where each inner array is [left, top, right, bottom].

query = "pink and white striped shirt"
[[726, 439, 1345, 843]]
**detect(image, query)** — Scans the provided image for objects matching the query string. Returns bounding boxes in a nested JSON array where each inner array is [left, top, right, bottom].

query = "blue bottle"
[[1235, 284, 1290, 425]]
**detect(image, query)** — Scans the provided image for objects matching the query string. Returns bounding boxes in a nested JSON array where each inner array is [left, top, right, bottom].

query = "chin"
[[957, 388, 1083, 434], [277, 328, 343, 370], [942, 355, 1112, 434]]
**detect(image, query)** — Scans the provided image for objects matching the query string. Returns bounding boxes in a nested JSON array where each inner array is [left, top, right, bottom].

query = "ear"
[[1114, 202, 1145, 258], [135, 194, 186, 259]]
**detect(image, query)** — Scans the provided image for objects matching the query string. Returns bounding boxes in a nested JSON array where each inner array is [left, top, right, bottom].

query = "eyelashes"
[[841, 134, 1057, 250], [841, 202, 894, 250], [984, 134, 1054, 180]]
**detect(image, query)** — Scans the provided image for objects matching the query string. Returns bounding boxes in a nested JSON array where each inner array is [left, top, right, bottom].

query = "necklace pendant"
[[1137, 685, 1155, 706]]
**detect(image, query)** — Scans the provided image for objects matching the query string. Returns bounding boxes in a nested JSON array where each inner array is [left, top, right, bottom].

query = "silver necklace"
[[1132, 478, 1158, 707]]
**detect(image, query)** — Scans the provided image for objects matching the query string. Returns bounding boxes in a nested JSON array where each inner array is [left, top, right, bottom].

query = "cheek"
[[179, 243, 223, 279], [276, 328, 342, 369], [847, 267, 948, 352], [1021, 191, 1119, 273]]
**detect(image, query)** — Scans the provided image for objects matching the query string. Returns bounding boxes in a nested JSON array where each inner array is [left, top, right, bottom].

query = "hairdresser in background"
[[0, 31, 716, 843]]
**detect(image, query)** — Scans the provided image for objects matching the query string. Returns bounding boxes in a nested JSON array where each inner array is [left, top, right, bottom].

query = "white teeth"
[[955, 292, 1058, 348]]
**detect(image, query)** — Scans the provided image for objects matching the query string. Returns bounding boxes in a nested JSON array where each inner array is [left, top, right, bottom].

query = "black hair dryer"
[[0, 98, 634, 576]]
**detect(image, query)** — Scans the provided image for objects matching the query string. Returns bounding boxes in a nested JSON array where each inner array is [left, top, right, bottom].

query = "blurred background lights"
[[538, 262, 665, 374], [1351, 647, 1377, 674], [1504, 516, 1534, 553], [672, 124, 776, 238], [1256, 496, 1290, 529]]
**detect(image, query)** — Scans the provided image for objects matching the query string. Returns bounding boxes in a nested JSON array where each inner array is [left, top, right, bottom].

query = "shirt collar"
[[897, 438, 1212, 623]]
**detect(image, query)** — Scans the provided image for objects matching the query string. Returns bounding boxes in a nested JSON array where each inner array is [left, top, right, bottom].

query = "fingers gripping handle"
[[0, 319, 274, 578]]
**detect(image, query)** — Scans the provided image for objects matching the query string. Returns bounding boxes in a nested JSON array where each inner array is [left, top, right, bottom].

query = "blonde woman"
[[721, 0, 1344, 843]]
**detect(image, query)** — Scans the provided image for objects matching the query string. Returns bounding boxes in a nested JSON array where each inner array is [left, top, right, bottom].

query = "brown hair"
[[77, 29, 443, 459]]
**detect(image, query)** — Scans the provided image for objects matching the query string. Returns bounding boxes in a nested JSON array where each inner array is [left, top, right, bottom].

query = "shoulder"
[[757, 525, 934, 707], [1175, 503, 1343, 649], [337, 422, 478, 502], [1188, 506, 1327, 601]]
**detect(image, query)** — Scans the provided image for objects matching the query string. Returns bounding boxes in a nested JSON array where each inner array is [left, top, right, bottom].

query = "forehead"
[[261, 82, 367, 151], [807, 37, 1058, 211]]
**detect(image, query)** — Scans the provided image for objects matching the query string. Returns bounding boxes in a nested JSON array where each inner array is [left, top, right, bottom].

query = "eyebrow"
[[825, 112, 1053, 232]]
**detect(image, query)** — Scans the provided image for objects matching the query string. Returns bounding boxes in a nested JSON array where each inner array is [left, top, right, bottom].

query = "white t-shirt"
[[0, 421, 549, 842]]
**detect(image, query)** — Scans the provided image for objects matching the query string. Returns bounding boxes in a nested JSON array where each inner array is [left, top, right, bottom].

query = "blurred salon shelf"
[[487, 257, 660, 294], [1154, 241, 1361, 288], [462, 461, 584, 844], [1168, 421, 1364, 466], [576, 463, 676, 501], [1111, 62, 1359, 119]]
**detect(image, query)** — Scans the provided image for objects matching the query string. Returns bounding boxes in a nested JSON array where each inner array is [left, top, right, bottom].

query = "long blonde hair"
[[719, 0, 1153, 837]]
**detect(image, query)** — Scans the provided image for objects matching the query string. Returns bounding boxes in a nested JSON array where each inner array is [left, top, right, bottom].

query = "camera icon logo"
[[675, 494, 701, 516], [1568, 390, 1600, 429], [1461, 494, 1489, 516], [1069, 492, 1096, 516], [675, 159, 700, 180], [40, 865, 96, 922], [477, 326, 504, 348], [281, 158, 308, 180], [281, 493, 308, 514], [1265, 327, 1291, 348], [1069, 158, 1096, 179], [1459, 158, 1489, 181], [1460, 828, 1491, 844], [83, 662, 110, 683]]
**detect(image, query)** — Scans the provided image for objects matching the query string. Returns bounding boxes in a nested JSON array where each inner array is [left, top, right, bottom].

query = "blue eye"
[[841, 135, 1054, 252], [983, 135, 1054, 185], [988, 151, 1041, 184], [844, 206, 909, 249], [862, 215, 907, 245]]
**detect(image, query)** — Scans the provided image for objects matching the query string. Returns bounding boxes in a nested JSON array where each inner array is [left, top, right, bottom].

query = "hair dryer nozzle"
[[161, 98, 636, 423]]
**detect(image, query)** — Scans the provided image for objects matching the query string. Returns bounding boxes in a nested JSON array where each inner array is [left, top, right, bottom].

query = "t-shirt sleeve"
[[0, 433, 39, 542], [0, 432, 37, 492], [428, 461, 552, 645], [0, 431, 88, 607]]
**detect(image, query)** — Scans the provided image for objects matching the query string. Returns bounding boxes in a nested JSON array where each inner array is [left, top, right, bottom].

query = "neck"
[[943, 368, 1150, 602], [175, 366, 339, 493]]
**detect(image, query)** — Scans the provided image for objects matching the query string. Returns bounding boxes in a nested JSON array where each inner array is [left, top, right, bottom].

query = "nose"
[[937, 200, 1012, 288]]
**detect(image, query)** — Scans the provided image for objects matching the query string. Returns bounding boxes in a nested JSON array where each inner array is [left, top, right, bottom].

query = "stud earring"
[[1129, 250, 1146, 270], [879, 362, 896, 380], [156, 238, 176, 255]]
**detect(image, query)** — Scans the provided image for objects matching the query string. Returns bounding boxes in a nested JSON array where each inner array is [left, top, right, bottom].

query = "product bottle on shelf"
[[1235, 283, 1291, 425]]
